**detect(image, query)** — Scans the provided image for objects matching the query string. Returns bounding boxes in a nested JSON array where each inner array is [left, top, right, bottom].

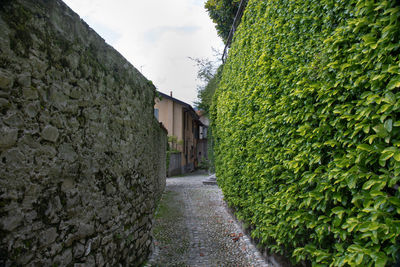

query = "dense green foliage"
[[205, 0, 240, 43], [211, 0, 400, 266]]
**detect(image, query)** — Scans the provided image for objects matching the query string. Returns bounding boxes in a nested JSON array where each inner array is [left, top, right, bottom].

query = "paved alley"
[[146, 172, 269, 267]]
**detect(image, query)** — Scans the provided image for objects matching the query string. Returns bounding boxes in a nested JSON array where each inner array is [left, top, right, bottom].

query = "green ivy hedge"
[[211, 0, 400, 266]]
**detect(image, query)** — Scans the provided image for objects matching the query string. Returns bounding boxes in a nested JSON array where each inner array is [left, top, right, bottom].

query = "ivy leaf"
[[358, 222, 380, 232], [378, 104, 391, 114], [366, 135, 378, 144], [355, 253, 364, 265], [362, 34, 377, 47], [331, 207, 346, 219], [387, 76, 400, 90], [357, 144, 373, 152], [388, 197, 400, 207], [380, 152, 393, 162], [393, 152, 400, 161], [347, 244, 363, 253], [373, 252, 388, 267], [362, 179, 381, 190], [387, 65, 399, 74], [384, 119, 393, 132], [363, 125, 370, 134], [384, 92, 396, 104], [373, 124, 389, 138]]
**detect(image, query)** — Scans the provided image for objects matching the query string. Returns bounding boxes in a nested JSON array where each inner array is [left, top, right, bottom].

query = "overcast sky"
[[62, 0, 224, 106]]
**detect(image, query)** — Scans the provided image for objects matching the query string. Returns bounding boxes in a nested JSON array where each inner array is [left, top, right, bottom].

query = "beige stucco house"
[[154, 92, 206, 175]]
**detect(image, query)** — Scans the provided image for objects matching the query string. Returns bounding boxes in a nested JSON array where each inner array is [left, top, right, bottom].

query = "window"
[[154, 108, 159, 120]]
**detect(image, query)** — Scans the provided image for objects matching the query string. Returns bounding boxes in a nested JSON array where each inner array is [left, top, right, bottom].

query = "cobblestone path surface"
[[146, 171, 269, 267]]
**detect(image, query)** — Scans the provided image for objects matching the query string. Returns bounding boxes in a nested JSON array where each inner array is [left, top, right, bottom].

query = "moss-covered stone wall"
[[0, 0, 167, 265]]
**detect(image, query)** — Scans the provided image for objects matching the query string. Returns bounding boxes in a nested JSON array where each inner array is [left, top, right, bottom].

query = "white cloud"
[[62, 0, 223, 106]]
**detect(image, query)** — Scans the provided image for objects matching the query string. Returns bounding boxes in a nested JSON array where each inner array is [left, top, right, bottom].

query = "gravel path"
[[146, 171, 269, 267]]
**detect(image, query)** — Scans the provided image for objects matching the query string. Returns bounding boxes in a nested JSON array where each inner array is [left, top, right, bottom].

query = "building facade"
[[155, 92, 205, 175], [196, 110, 209, 165]]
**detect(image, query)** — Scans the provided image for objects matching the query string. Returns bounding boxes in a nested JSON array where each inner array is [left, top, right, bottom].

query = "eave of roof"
[[156, 91, 203, 124]]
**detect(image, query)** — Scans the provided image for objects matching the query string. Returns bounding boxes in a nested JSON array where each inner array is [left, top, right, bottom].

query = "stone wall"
[[0, 0, 167, 266]]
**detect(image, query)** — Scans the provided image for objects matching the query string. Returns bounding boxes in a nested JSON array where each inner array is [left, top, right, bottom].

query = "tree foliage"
[[196, 67, 222, 115], [204, 0, 241, 43], [196, 66, 223, 115], [211, 0, 400, 265], [189, 57, 217, 84], [191, 57, 222, 115]]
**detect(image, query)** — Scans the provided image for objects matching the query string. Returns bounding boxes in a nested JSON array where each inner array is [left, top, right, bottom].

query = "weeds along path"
[[146, 171, 268, 267]]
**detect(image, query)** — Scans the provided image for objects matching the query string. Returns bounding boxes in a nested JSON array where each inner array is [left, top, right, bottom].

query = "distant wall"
[[0, 0, 166, 266], [197, 139, 208, 162], [168, 152, 182, 177]]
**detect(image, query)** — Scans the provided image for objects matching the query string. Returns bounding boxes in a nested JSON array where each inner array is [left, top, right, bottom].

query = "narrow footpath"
[[146, 171, 268, 267]]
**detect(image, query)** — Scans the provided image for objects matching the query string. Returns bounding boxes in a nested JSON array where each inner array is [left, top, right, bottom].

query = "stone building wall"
[[0, 0, 167, 265]]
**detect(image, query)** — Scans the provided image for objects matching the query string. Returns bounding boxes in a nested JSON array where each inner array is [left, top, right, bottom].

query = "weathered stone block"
[[76, 222, 95, 239], [17, 252, 34, 265], [1, 210, 24, 231], [54, 248, 72, 265], [44, 200, 61, 224], [105, 183, 116, 195], [84, 255, 96, 267], [41, 125, 59, 142], [17, 73, 31, 88], [29, 56, 47, 79], [61, 177, 75, 192], [58, 143, 77, 163], [47, 243, 63, 257], [0, 70, 14, 89], [84, 239, 92, 256], [39, 227, 57, 246], [50, 87, 68, 109], [24, 210, 38, 223], [69, 87, 81, 99], [38, 145, 57, 157], [22, 87, 38, 100], [3, 112, 23, 127], [101, 234, 113, 246], [95, 253, 105, 267], [73, 242, 85, 259], [3, 148, 25, 168], [66, 52, 80, 70], [24, 102, 39, 117], [0, 126, 18, 148], [0, 98, 10, 110], [90, 236, 101, 251]]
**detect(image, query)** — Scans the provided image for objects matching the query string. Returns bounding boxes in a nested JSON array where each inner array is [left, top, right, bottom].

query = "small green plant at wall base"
[[198, 159, 210, 170], [168, 135, 180, 151], [210, 0, 400, 266], [168, 135, 178, 143]]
